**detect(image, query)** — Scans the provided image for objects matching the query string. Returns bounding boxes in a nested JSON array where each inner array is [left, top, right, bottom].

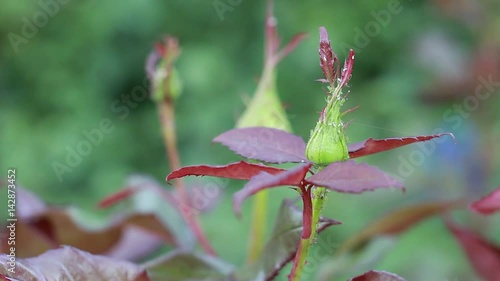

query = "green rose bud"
[[306, 27, 355, 166], [146, 37, 182, 103], [151, 64, 182, 102], [305, 88, 349, 166], [236, 72, 291, 131]]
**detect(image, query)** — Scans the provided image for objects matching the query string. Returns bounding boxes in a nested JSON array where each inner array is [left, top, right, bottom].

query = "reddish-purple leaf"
[[213, 127, 307, 163], [348, 133, 455, 159], [446, 220, 500, 281], [338, 200, 463, 254], [167, 161, 285, 182], [100, 176, 220, 214], [470, 187, 500, 215], [97, 175, 208, 253], [349, 270, 406, 281], [305, 160, 404, 193], [99, 186, 140, 208], [0, 246, 150, 281], [0, 185, 174, 260], [233, 163, 312, 216]]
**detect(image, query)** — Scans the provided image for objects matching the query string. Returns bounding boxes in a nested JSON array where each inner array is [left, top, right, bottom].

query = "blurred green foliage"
[[1, 0, 500, 280]]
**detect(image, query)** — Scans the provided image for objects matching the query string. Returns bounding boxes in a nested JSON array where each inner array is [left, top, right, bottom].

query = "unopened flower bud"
[[306, 100, 348, 166], [306, 27, 355, 166], [146, 37, 182, 102]]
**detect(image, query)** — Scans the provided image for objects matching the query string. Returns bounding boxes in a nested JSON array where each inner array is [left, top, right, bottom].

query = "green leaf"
[[236, 72, 291, 132], [317, 201, 462, 280], [318, 237, 397, 281], [235, 199, 340, 280], [144, 250, 234, 281]]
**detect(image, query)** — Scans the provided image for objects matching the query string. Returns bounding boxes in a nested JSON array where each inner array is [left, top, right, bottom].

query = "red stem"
[[300, 185, 313, 239], [288, 185, 314, 280]]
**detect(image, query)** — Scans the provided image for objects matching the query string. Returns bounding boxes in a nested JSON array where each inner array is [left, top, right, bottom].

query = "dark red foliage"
[[0, 185, 175, 260], [166, 126, 455, 227], [349, 270, 406, 281], [99, 186, 139, 208], [167, 161, 286, 182], [0, 246, 151, 281], [212, 127, 455, 165], [213, 127, 307, 164], [232, 163, 312, 216], [470, 187, 500, 215], [305, 160, 404, 193], [348, 133, 455, 159], [446, 220, 500, 281]]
